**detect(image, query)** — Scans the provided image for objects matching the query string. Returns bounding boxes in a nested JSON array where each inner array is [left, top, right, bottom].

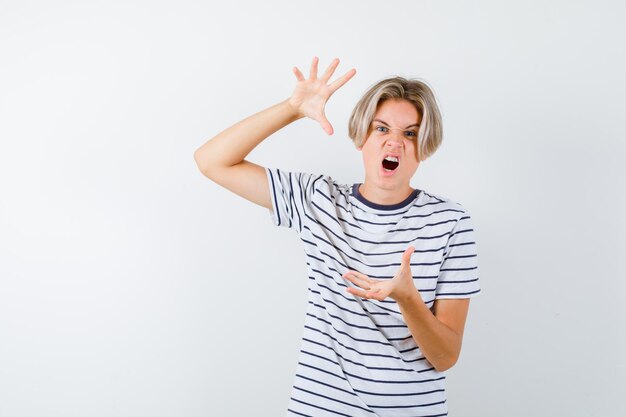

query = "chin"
[[376, 176, 407, 188]]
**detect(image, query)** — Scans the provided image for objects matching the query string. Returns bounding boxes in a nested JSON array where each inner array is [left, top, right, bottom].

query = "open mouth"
[[382, 156, 399, 171]]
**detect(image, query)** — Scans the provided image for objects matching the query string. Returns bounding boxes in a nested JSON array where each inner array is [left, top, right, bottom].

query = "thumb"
[[319, 113, 334, 135], [402, 246, 415, 267]]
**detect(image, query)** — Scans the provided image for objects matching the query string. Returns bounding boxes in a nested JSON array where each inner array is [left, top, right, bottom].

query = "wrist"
[[396, 288, 425, 310], [284, 97, 305, 120]]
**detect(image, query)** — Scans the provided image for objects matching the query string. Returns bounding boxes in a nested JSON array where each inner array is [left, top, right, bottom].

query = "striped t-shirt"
[[266, 167, 481, 417]]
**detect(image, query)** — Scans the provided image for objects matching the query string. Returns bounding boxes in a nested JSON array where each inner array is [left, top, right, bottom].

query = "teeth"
[[384, 156, 399, 163]]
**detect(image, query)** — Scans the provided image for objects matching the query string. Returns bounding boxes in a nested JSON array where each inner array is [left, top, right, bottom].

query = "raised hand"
[[288, 56, 357, 135], [342, 246, 422, 304]]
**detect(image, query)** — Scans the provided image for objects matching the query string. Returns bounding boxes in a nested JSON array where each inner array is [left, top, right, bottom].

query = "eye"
[[405, 131, 417, 137], [375, 126, 388, 133]]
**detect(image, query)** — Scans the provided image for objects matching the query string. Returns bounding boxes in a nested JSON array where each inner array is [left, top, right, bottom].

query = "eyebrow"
[[373, 119, 420, 128]]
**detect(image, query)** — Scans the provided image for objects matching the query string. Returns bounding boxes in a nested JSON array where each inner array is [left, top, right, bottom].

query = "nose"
[[385, 130, 404, 148]]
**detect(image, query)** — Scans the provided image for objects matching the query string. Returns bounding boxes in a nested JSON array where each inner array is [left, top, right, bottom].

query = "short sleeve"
[[265, 167, 319, 232], [435, 210, 481, 299]]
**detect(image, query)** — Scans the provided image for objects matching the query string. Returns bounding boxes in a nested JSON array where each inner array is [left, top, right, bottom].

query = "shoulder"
[[418, 189, 472, 222], [266, 168, 352, 204], [266, 168, 328, 192], [307, 173, 352, 200]]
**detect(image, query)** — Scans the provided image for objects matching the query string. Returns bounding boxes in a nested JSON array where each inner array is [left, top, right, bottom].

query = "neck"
[[358, 182, 415, 206]]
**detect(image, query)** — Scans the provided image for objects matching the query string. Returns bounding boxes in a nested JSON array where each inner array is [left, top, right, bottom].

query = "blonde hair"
[[348, 76, 443, 161]]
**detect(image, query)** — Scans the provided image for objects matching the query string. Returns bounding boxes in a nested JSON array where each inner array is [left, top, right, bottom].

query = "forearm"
[[397, 291, 462, 372], [194, 98, 303, 173]]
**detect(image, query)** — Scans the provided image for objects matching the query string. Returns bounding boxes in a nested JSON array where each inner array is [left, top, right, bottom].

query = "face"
[[357, 98, 421, 192]]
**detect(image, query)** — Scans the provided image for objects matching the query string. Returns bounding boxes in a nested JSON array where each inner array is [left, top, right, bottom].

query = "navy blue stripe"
[[300, 359, 445, 385], [446, 254, 477, 259], [311, 201, 343, 227], [288, 172, 302, 232], [405, 208, 465, 220], [440, 266, 478, 272], [296, 373, 446, 398], [293, 385, 376, 414], [290, 397, 353, 417], [437, 278, 479, 284], [448, 226, 473, 240], [353, 385, 445, 397], [436, 289, 481, 297], [317, 186, 335, 205], [301, 238, 317, 247], [298, 173, 309, 230], [310, 174, 325, 198], [267, 169, 281, 226], [287, 172, 295, 226], [370, 399, 447, 409], [276, 168, 292, 228], [295, 373, 356, 396], [449, 241, 475, 248], [399, 345, 420, 354], [287, 408, 312, 417], [298, 360, 345, 381], [392, 218, 458, 232], [421, 190, 446, 203]]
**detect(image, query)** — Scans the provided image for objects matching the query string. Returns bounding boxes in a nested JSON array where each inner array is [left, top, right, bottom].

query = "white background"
[[1, 1, 625, 416]]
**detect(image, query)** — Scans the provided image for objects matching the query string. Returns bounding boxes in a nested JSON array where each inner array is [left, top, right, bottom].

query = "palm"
[[363, 280, 394, 301], [342, 246, 419, 303], [288, 57, 356, 135]]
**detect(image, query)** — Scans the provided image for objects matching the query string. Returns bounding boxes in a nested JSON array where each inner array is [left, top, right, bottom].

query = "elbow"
[[432, 353, 459, 373], [433, 362, 454, 373], [193, 149, 204, 169], [193, 149, 212, 176]]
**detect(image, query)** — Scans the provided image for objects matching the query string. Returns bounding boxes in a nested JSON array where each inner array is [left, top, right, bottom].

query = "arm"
[[193, 99, 303, 209], [397, 294, 469, 372], [342, 246, 471, 372], [193, 56, 356, 209]]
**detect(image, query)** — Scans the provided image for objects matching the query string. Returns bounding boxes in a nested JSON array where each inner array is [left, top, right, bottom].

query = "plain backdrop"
[[1, 0, 625, 416]]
